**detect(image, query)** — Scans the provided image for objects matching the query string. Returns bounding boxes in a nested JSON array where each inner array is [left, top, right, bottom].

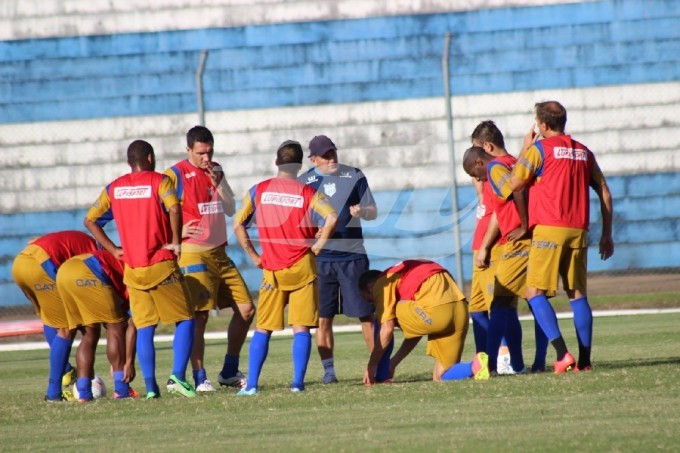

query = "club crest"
[[323, 182, 336, 197]]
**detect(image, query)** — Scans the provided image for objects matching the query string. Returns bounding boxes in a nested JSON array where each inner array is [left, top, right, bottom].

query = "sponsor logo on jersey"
[[323, 182, 336, 197], [339, 171, 352, 178], [306, 175, 318, 183], [185, 171, 196, 179], [476, 204, 486, 220], [261, 192, 304, 208], [553, 147, 587, 161], [198, 201, 224, 215], [113, 185, 152, 199]]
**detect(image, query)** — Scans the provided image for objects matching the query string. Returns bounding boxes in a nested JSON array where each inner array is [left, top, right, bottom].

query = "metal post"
[[442, 33, 465, 291], [196, 50, 208, 126]]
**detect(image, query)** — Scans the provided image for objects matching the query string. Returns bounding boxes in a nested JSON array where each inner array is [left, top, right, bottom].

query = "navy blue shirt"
[[298, 163, 376, 261]]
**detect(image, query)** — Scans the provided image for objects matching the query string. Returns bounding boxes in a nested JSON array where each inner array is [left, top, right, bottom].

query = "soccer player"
[[359, 260, 490, 384], [11, 230, 97, 402], [164, 126, 255, 392], [85, 139, 197, 398], [297, 135, 378, 384], [56, 248, 138, 401], [509, 101, 615, 373], [233, 140, 338, 395], [464, 145, 549, 374]]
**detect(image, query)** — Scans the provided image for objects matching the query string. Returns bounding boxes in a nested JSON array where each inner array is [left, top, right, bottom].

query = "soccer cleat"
[[236, 387, 257, 396], [146, 391, 160, 400], [196, 379, 217, 392], [166, 375, 197, 398], [62, 368, 77, 387], [553, 352, 576, 374], [45, 390, 76, 403], [218, 371, 246, 388], [322, 373, 338, 384], [574, 365, 592, 373], [113, 387, 140, 399], [471, 352, 490, 381], [290, 383, 305, 393], [531, 363, 546, 373], [78, 397, 94, 404]]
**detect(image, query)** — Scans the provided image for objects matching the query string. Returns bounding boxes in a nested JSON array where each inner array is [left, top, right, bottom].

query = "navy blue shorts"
[[317, 256, 373, 319]]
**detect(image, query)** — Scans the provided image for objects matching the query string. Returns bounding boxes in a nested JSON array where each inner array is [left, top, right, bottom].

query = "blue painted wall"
[[1, 172, 678, 307], [1, 0, 679, 123]]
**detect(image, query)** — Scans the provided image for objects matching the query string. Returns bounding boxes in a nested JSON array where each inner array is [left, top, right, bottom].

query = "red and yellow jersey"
[[513, 135, 607, 230], [234, 177, 335, 271], [487, 154, 521, 240], [29, 230, 97, 279], [164, 159, 228, 251], [471, 181, 495, 250], [85, 171, 178, 269], [373, 260, 462, 324], [84, 248, 128, 303]]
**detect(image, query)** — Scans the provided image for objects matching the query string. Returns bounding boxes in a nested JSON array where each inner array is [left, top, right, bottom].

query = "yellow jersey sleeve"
[[374, 274, 400, 324], [159, 175, 179, 210], [488, 162, 513, 201], [512, 144, 542, 184], [85, 187, 112, 224], [233, 188, 256, 227], [310, 191, 336, 219]]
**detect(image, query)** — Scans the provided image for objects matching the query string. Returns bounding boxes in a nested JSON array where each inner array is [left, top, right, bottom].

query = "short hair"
[[462, 145, 488, 173], [127, 140, 154, 166], [535, 101, 567, 132], [276, 141, 303, 167], [470, 120, 505, 148], [358, 270, 383, 293], [187, 125, 214, 148]]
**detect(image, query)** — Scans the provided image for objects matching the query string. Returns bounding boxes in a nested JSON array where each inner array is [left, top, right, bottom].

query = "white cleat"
[[218, 371, 246, 388], [196, 379, 217, 392], [497, 352, 516, 375]]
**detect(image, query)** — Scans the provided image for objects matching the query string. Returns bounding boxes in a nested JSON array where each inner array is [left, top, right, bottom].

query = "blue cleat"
[[236, 387, 257, 396]]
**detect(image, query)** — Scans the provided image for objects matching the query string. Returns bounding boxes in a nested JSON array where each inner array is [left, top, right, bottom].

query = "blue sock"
[[505, 309, 525, 372], [193, 368, 207, 387], [570, 297, 592, 347], [47, 336, 72, 399], [441, 362, 473, 380], [532, 317, 548, 371], [43, 325, 57, 347], [172, 319, 195, 381], [292, 332, 312, 387], [112, 370, 130, 397], [528, 294, 562, 341], [137, 325, 158, 394], [375, 336, 394, 383], [470, 311, 489, 354], [246, 331, 271, 390], [76, 377, 93, 400], [487, 306, 509, 372], [220, 354, 240, 379]]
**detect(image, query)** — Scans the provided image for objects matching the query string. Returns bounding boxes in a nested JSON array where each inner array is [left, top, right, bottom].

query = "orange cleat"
[[553, 352, 576, 374]]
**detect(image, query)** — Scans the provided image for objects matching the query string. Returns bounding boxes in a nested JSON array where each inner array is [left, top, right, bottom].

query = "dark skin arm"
[[506, 188, 529, 241]]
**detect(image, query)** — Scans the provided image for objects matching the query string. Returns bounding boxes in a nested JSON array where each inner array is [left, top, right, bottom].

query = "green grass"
[[1, 313, 680, 452]]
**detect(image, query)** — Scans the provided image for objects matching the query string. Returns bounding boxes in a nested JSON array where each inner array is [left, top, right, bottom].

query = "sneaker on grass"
[[218, 371, 246, 388], [196, 379, 217, 392]]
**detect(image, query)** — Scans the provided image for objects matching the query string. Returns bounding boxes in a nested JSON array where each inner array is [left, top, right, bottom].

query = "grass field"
[[1, 312, 679, 452]]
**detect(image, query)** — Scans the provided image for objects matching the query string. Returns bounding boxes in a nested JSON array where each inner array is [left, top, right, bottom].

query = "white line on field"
[[2, 308, 680, 353]]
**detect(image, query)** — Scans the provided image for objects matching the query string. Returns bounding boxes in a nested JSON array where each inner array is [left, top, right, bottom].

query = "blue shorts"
[[317, 256, 373, 319]]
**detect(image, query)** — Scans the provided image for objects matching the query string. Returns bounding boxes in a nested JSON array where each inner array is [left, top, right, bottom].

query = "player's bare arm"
[[234, 222, 262, 268], [364, 318, 396, 386], [182, 219, 204, 240], [388, 335, 421, 379], [164, 203, 183, 258], [209, 163, 236, 216], [311, 212, 338, 255], [475, 212, 500, 269], [83, 218, 123, 260], [506, 188, 529, 241], [595, 183, 615, 260]]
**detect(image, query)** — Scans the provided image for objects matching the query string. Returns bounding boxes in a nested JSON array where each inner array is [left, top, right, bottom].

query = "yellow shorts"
[[492, 240, 531, 306], [527, 225, 588, 293], [11, 248, 67, 328], [127, 267, 194, 329], [179, 247, 251, 312], [469, 246, 500, 313], [256, 252, 319, 331], [396, 300, 469, 370], [56, 255, 126, 330]]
